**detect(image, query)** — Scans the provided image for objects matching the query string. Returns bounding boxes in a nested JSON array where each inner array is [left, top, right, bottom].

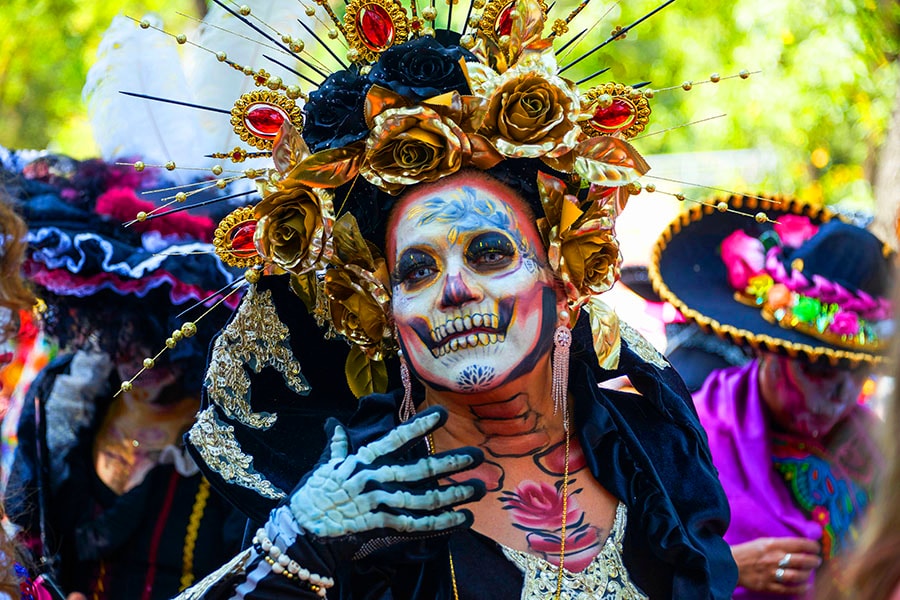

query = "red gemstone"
[[357, 4, 395, 52], [495, 2, 514, 37], [230, 221, 258, 258], [232, 149, 244, 161], [590, 98, 635, 132], [245, 104, 287, 138]]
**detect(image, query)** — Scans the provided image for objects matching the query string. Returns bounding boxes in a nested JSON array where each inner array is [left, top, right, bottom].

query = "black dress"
[[177, 320, 739, 599]]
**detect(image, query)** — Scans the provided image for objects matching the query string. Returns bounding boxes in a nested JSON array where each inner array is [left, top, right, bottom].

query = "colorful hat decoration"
[[649, 193, 894, 368]]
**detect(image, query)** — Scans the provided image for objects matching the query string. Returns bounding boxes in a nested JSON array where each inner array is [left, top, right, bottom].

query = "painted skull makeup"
[[389, 176, 559, 393], [758, 354, 869, 438]]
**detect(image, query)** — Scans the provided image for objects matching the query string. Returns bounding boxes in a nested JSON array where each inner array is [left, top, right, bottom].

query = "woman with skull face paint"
[[177, 161, 737, 599], [650, 194, 893, 599]]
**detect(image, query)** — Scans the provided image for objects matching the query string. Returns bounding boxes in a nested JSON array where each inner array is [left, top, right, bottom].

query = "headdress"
[[109, 0, 757, 518], [649, 193, 894, 368]]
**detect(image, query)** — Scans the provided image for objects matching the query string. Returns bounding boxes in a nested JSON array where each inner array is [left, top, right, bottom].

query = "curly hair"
[[0, 196, 35, 343]]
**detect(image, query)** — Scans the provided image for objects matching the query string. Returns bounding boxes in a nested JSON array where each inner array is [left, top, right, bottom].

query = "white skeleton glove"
[[289, 407, 484, 556]]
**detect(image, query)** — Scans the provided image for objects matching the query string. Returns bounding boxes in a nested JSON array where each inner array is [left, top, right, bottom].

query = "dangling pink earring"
[[398, 353, 415, 423], [552, 310, 572, 431]]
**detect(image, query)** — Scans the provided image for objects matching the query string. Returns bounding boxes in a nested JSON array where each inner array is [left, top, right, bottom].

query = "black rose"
[[367, 37, 475, 101], [302, 70, 372, 153]]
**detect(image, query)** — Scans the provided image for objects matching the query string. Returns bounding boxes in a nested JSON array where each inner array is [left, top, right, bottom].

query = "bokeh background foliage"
[[1, 0, 897, 208]]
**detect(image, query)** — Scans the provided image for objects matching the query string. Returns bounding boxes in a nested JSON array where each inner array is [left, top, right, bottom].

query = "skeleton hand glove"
[[288, 406, 485, 560]]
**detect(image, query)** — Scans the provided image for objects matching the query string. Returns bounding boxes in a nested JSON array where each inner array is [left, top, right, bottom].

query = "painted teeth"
[[430, 312, 501, 342], [430, 326, 504, 357]]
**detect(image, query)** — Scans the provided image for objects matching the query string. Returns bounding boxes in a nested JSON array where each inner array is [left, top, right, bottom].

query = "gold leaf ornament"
[[287, 142, 366, 189], [573, 136, 651, 186], [585, 296, 621, 370], [271, 120, 311, 175], [344, 344, 390, 398]]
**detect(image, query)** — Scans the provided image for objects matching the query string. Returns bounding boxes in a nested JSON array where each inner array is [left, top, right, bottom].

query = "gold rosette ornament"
[[537, 172, 621, 313], [253, 177, 335, 274], [325, 214, 398, 397]]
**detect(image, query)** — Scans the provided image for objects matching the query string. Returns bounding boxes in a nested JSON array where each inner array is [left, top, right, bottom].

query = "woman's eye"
[[466, 232, 515, 270], [395, 250, 438, 286]]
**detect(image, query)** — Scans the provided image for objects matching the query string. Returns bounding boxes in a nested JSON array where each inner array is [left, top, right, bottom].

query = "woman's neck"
[[420, 355, 565, 459]]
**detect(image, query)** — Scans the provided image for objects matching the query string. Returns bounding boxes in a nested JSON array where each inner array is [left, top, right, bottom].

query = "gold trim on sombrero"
[[344, 0, 410, 63], [647, 193, 884, 368], [230, 90, 304, 151], [579, 83, 651, 139]]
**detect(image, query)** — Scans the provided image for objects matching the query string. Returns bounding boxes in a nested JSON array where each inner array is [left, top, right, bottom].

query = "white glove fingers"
[[328, 424, 350, 460], [374, 509, 469, 533], [360, 483, 479, 513], [356, 410, 444, 466], [367, 451, 477, 485]]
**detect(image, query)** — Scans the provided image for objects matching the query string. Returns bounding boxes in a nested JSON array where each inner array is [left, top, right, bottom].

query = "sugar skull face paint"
[[388, 175, 558, 393], [758, 354, 868, 438]]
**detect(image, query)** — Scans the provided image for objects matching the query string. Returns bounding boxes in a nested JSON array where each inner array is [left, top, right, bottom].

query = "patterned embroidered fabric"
[[771, 434, 873, 558], [501, 502, 647, 600]]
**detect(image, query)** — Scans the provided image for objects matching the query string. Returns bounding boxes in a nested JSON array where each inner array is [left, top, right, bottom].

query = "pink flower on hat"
[[830, 310, 860, 337], [720, 230, 766, 290], [774, 215, 819, 248]]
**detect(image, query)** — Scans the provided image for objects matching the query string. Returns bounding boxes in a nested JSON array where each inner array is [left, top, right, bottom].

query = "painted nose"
[[439, 273, 480, 308]]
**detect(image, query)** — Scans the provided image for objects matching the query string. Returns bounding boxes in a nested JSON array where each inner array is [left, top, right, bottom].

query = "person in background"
[[2, 153, 245, 600], [650, 194, 892, 598]]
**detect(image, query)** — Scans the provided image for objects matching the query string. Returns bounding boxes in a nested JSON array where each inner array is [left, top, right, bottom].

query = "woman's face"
[[388, 175, 559, 393], [758, 353, 868, 438]]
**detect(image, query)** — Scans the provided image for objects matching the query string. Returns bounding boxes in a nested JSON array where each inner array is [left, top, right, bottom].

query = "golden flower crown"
[[121, 0, 757, 396]]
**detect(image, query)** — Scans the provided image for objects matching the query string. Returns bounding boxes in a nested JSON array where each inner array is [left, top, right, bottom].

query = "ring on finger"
[[775, 568, 785, 583], [778, 553, 792, 568]]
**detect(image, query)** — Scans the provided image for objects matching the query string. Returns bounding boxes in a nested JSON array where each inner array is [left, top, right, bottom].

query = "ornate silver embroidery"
[[501, 503, 648, 600], [171, 548, 253, 600], [204, 286, 310, 429], [187, 407, 286, 500], [619, 321, 669, 371]]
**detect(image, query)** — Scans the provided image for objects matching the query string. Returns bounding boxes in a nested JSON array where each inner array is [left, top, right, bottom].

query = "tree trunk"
[[871, 79, 900, 250]]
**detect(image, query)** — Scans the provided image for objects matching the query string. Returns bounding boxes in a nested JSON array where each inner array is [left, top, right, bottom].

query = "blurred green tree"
[[0, 0, 204, 154], [2, 0, 897, 210]]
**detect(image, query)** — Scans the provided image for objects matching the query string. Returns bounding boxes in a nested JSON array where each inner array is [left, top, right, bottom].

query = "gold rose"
[[359, 88, 501, 194], [536, 171, 620, 313], [478, 65, 581, 160], [253, 181, 335, 274]]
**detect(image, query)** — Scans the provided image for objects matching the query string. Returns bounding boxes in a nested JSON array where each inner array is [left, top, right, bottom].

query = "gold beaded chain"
[[430, 424, 571, 600]]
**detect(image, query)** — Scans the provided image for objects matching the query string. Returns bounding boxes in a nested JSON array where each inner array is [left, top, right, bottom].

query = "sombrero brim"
[[648, 193, 883, 368]]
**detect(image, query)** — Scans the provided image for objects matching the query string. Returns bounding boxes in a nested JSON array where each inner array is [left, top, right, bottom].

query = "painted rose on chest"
[[500, 480, 602, 571]]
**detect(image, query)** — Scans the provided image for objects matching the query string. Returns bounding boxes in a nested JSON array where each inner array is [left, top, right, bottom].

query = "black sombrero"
[[648, 193, 894, 369]]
